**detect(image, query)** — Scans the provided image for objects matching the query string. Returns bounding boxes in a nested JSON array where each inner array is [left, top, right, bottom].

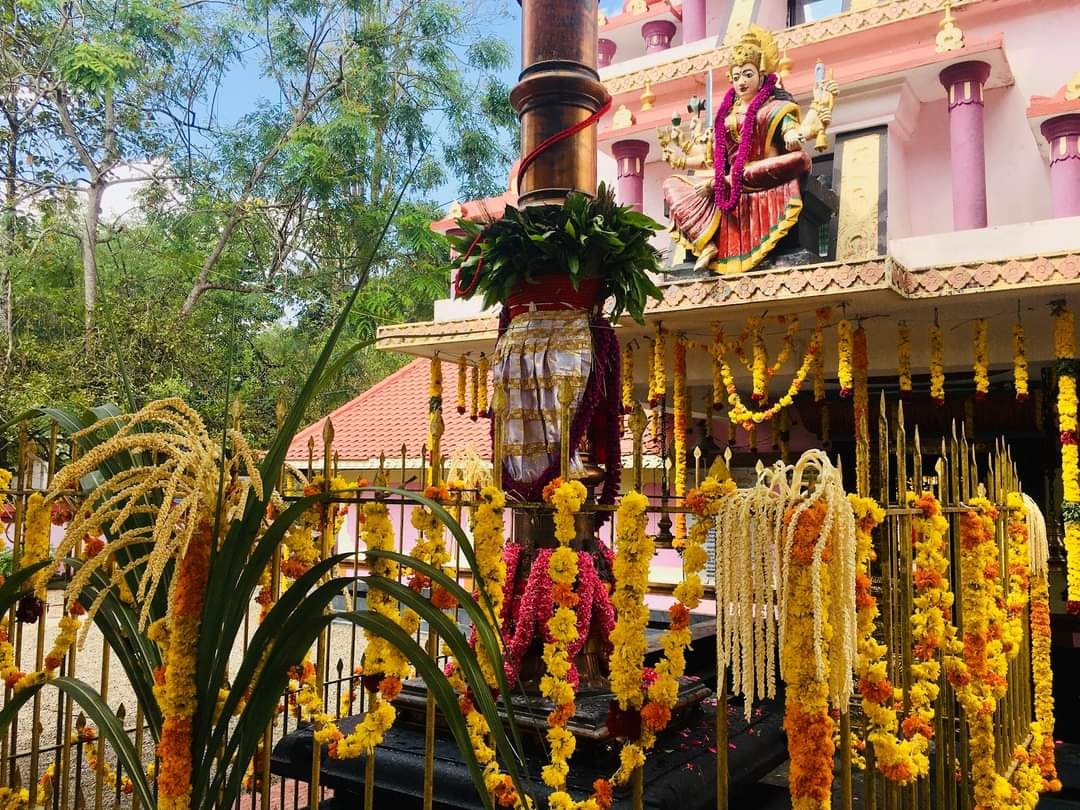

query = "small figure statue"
[[659, 26, 837, 273]]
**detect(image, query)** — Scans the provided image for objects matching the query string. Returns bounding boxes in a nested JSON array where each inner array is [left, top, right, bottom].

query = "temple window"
[[787, 0, 845, 26]]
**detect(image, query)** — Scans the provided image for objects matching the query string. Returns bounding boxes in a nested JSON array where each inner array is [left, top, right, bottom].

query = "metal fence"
[[0, 394, 1045, 810]]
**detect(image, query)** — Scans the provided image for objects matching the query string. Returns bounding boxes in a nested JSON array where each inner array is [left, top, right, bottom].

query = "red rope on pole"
[[453, 94, 612, 300], [515, 96, 613, 195]]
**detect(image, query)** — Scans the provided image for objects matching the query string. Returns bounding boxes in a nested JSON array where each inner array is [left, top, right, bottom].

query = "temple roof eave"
[[376, 246, 1080, 356]]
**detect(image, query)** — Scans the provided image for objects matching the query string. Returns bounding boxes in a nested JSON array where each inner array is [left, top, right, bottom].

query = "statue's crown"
[[730, 26, 779, 74]]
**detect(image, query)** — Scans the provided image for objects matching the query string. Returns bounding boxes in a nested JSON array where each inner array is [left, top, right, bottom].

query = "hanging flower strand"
[[930, 317, 945, 407], [1014, 315, 1029, 402], [837, 317, 853, 397], [477, 354, 490, 418], [456, 356, 467, 415], [469, 362, 480, 421], [1053, 303, 1080, 614], [898, 320, 912, 396], [673, 337, 689, 545], [973, 319, 989, 401], [622, 342, 634, 415]]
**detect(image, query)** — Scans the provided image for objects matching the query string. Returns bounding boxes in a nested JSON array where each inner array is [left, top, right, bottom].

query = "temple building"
[[365, 0, 1080, 742]]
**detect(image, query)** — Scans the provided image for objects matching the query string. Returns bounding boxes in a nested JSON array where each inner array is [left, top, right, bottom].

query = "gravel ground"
[[5, 586, 368, 808]]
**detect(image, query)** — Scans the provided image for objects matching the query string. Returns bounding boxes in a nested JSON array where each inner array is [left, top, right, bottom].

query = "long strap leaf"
[[0, 677, 154, 809]]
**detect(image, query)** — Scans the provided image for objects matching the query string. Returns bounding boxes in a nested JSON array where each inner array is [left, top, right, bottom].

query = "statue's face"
[[731, 63, 761, 101]]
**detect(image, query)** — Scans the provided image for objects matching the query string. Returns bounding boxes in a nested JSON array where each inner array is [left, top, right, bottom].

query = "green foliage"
[[58, 41, 136, 93], [0, 174, 532, 807], [449, 182, 666, 324]]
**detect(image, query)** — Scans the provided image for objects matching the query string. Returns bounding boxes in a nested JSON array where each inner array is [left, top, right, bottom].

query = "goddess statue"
[[659, 27, 837, 273]]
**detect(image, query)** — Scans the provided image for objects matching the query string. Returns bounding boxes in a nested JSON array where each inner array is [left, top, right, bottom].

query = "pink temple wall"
[[895, 4, 1078, 236]]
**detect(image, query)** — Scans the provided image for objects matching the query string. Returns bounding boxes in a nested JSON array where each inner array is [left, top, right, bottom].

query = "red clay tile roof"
[[287, 356, 667, 467], [286, 358, 493, 465]]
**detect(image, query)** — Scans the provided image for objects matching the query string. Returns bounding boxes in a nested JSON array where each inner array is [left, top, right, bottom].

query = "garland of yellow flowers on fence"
[[853, 491, 964, 784], [1054, 303, 1080, 613], [716, 309, 829, 429], [956, 497, 1013, 808]]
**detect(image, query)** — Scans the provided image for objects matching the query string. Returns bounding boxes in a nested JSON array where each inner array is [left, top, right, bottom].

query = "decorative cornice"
[[890, 252, 1080, 297], [650, 260, 891, 311], [375, 252, 1080, 350], [601, 0, 977, 96]]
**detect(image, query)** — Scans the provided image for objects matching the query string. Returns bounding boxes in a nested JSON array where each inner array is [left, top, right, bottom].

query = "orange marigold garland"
[[782, 499, 836, 810], [1024, 492, 1060, 792], [157, 518, 212, 810]]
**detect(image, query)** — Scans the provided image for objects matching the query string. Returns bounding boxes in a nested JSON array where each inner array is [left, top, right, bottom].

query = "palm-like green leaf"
[[0, 678, 154, 809], [0, 560, 54, 614]]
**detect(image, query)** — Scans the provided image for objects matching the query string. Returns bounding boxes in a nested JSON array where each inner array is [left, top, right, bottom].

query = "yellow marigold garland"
[[956, 498, 1011, 808], [622, 342, 634, 414], [837, 318, 853, 398], [470, 362, 480, 420], [851, 494, 923, 784], [812, 308, 830, 403], [478, 354, 490, 417], [930, 322, 945, 406], [23, 492, 52, 598], [472, 485, 508, 688], [649, 325, 665, 407], [711, 329, 725, 409], [973, 319, 990, 401], [897, 321, 912, 395], [1054, 304, 1080, 613], [1013, 320, 1028, 402], [609, 491, 653, 711], [457, 356, 468, 415], [718, 313, 824, 429], [673, 337, 688, 545], [1003, 493, 1030, 661]]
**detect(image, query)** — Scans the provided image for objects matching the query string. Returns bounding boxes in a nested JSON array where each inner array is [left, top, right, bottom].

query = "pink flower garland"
[[713, 73, 779, 212], [499, 546, 615, 688]]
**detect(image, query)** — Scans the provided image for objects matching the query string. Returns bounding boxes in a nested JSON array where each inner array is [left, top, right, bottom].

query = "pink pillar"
[[612, 140, 650, 212], [682, 0, 706, 42], [939, 61, 992, 230], [642, 20, 676, 53], [1041, 114, 1080, 218], [598, 38, 616, 68]]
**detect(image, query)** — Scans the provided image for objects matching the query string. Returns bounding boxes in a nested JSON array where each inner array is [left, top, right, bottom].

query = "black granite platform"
[[271, 694, 788, 810]]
